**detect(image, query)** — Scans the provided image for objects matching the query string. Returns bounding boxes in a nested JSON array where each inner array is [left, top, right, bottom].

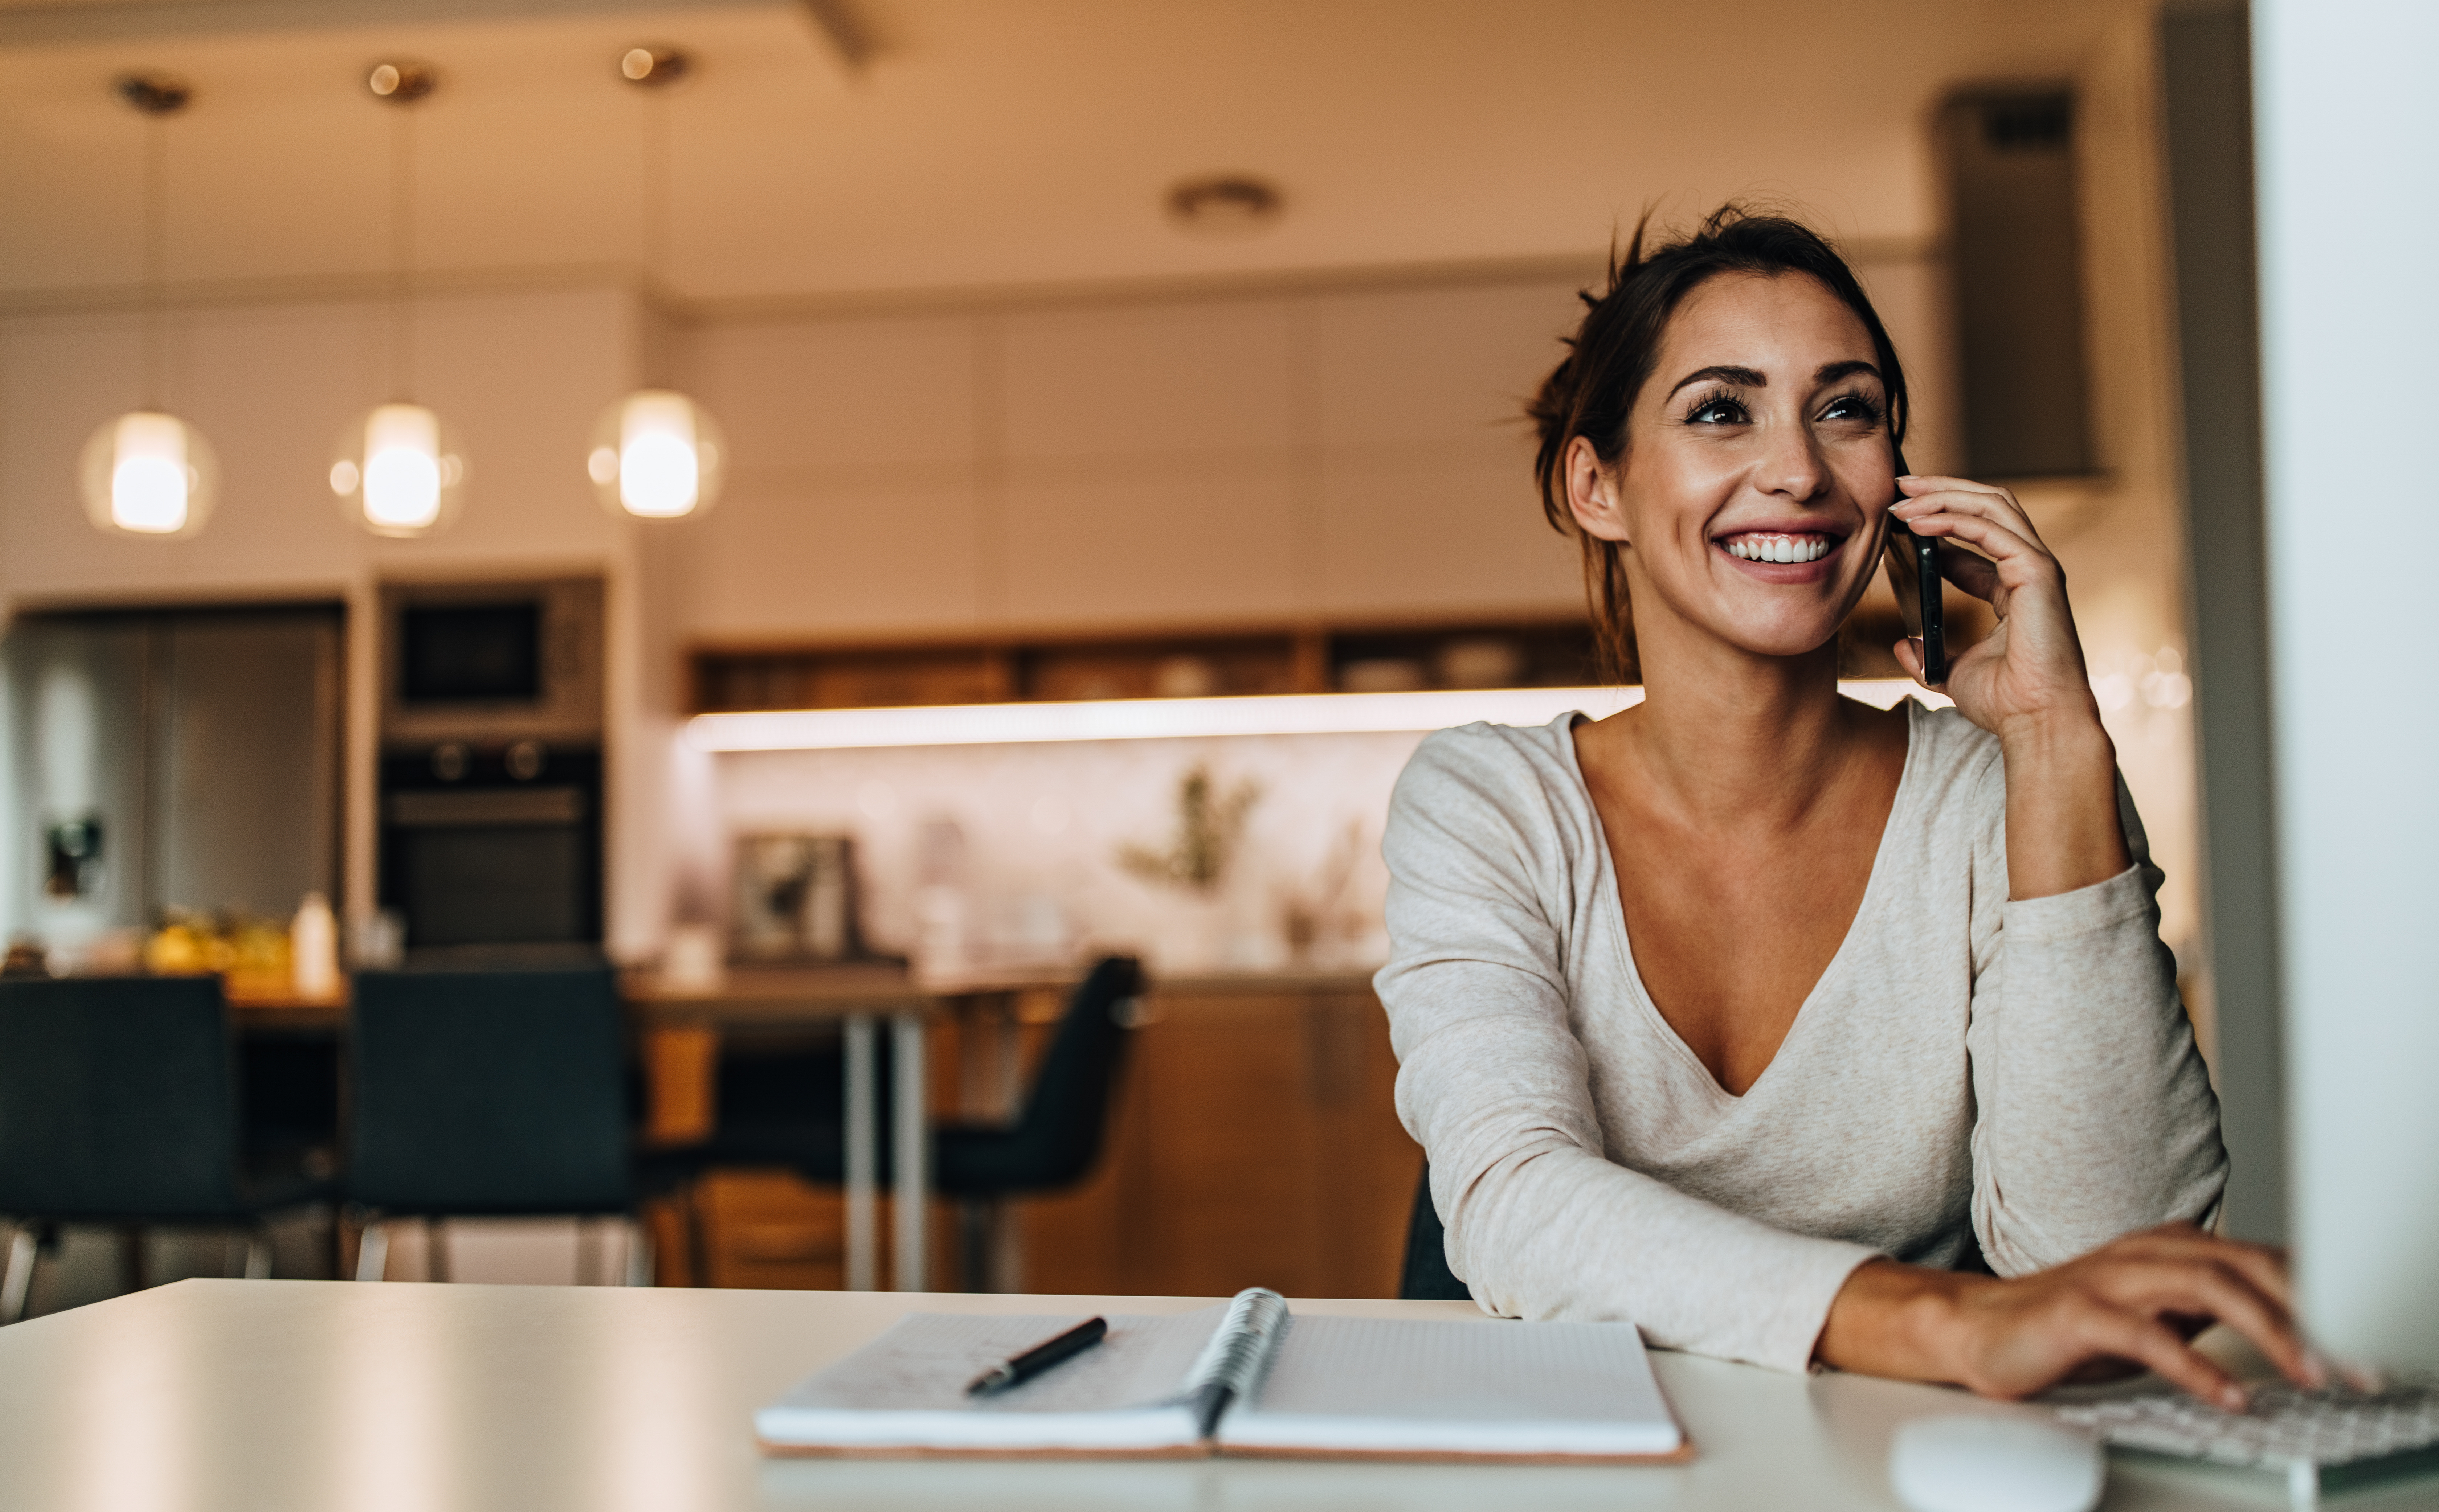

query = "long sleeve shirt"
[[1375, 700, 2227, 1373]]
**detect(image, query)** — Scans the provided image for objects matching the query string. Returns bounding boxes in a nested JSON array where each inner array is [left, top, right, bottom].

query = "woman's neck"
[[1604, 623, 1871, 830]]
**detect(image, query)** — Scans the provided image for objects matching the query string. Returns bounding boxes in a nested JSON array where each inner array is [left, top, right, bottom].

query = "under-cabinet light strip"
[[684, 679, 1944, 753]]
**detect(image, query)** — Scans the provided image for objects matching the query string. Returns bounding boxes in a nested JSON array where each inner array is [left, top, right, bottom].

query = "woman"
[[1377, 207, 2316, 1406]]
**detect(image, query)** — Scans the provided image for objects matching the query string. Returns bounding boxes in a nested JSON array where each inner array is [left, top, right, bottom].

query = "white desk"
[[0, 1281, 2424, 1511]]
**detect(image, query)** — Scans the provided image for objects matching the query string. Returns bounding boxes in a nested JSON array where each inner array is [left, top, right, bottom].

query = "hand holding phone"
[[1880, 450, 1947, 685]]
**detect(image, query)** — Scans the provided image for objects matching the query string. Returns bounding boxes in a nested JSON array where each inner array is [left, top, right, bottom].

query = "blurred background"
[[0, 0, 2249, 1314]]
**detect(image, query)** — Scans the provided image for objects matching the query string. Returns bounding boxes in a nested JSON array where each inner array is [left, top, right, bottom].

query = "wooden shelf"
[[690, 614, 1601, 714]]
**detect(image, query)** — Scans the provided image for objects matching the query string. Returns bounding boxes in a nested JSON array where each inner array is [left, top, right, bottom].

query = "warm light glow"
[[591, 389, 726, 519], [619, 392, 699, 516], [79, 410, 216, 539], [362, 403, 442, 530], [107, 412, 191, 533], [334, 402, 465, 537], [685, 679, 1948, 753]]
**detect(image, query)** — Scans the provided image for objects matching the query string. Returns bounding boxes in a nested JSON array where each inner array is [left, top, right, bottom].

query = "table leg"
[[844, 1015, 876, 1292], [892, 1012, 927, 1292]]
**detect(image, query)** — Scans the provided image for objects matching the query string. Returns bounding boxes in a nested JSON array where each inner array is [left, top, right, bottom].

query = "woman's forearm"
[[1999, 713, 2128, 900], [1817, 1259, 1974, 1382]]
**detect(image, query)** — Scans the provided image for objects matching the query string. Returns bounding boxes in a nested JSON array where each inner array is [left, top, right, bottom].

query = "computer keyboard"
[[2055, 1378, 2439, 1501]]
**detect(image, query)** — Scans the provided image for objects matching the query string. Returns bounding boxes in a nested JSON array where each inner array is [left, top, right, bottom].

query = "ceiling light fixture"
[[1165, 174, 1284, 237], [590, 44, 727, 521], [333, 60, 465, 538], [80, 71, 218, 540]]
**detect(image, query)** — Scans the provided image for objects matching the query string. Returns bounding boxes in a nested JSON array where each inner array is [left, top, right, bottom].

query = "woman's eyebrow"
[[1666, 364, 1767, 396], [1814, 359, 1883, 385]]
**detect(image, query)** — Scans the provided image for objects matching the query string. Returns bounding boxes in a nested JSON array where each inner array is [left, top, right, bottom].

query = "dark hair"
[[1528, 205, 1911, 681]]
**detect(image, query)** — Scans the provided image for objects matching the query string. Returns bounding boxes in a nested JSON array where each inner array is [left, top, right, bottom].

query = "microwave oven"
[[380, 579, 602, 742]]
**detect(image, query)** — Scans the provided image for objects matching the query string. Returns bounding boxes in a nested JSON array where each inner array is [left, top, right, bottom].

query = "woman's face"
[[1568, 271, 1897, 664]]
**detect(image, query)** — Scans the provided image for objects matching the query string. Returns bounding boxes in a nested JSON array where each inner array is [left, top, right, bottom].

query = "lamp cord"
[[642, 87, 670, 289], [140, 111, 166, 412], [638, 85, 673, 388], [389, 104, 417, 403]]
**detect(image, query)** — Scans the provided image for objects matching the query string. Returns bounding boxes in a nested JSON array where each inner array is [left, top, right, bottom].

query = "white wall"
[[0, 287, 631, 599]]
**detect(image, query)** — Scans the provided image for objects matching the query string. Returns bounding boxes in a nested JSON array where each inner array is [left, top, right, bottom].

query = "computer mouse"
[[1889, 1413, 2104, 1512]]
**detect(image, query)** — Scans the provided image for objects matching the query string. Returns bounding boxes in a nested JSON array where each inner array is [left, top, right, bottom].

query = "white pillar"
[[2254, 0, 2439, 1368]]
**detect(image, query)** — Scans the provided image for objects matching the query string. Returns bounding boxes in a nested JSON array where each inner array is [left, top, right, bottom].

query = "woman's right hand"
[[1817, 1223, 2323, 1407]]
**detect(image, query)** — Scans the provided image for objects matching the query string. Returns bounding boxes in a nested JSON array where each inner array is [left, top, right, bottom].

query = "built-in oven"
[[380, 743, 601, 948], [377, 580, 604, 952]]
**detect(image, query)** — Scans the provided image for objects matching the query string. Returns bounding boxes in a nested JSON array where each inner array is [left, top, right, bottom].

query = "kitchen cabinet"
[[1014, 983, 1421, 1300], [675, 277, 1592, 649]]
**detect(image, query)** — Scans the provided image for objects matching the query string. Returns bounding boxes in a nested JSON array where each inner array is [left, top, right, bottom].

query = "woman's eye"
[[1687, 397, 1748, 425], [1820, 395, 1883, 425]]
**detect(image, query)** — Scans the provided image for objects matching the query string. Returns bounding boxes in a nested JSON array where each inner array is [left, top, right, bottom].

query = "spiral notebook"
[[755, 1289, 1688, 1463]]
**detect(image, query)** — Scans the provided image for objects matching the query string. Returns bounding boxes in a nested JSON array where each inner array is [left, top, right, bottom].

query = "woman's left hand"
[[1886, 474, 2103, 745]]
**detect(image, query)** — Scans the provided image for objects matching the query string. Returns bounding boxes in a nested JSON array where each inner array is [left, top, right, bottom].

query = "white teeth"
[[1722, 533, 1831, 563]]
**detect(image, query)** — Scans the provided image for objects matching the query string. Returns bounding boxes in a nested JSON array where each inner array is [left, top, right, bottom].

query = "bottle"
[[291, 891, 340, 999]]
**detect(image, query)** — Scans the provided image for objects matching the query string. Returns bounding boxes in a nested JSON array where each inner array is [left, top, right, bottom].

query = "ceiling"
[[0, 0, 2147, 308]]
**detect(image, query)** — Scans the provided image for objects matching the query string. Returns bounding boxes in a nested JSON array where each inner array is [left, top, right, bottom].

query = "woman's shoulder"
[[1387, 714, 1594, 849], [1398, 713, 1586, 800]]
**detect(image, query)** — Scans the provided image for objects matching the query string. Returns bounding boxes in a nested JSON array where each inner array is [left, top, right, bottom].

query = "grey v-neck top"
[[1375, 701, 2227, 1373]]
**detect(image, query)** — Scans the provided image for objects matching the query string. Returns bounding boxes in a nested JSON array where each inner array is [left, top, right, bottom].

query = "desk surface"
[[0, 1281, 2408, 1512]]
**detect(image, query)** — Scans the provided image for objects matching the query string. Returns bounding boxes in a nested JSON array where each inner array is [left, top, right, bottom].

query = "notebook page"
[[1214, 1316, 1682, 1458], [756, 1308, 1223, 1452]]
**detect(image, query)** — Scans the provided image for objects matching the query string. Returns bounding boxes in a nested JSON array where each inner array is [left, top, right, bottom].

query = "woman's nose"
[[1757, 422, 1829, 501]]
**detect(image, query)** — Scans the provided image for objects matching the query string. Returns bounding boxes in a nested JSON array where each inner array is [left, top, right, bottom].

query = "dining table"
[[227, 963, 965, 1294]]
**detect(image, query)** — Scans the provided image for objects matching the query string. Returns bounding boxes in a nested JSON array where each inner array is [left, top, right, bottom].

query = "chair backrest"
[[1400, 1161, 1471, 1301], [0, 975, 246, 1219], [992, 955, 1143, 1189], [347, 967, 630, 1215]]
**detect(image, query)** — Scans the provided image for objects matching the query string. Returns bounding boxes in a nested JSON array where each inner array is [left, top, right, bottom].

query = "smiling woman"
[[1378, 206, 2321, 1409]]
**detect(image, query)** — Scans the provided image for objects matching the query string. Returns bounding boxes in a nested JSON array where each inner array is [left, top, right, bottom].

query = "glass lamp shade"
[[588, 389, 726, 519], [330, 402, 466, 538], [78, 411, 218, 538]]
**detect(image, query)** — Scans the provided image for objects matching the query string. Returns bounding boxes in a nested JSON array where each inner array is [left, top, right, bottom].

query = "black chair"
[[0, 976, 328, 1323], [701, 956, 1145, 1289], [347, 966, 654, 1283], [1400, 1161, 1471, 1301]]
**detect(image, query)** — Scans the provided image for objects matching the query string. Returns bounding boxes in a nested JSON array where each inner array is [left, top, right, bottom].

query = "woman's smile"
[[1715, 527, 1845, 578]]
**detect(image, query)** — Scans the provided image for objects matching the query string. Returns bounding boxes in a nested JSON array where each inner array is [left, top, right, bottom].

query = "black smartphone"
[[1880, 448, 1946, 685]]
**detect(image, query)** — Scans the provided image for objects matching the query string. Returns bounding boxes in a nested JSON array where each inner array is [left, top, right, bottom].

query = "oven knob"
[[506, 740, 546, 781], [431, 742, 470, 782]]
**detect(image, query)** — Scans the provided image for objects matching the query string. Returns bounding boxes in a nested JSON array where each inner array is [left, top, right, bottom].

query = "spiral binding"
[[1180, 1287, 1290, 1401]]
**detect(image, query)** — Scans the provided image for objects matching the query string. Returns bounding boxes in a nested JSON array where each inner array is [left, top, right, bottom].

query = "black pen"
[[966, 1316, 1108, 1397]]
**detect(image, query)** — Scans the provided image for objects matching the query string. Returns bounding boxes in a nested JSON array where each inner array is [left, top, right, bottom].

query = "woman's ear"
[[1564, 434, 1630, 544]]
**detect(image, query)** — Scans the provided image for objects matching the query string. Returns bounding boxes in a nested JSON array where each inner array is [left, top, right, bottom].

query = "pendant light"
[[588, 45, 726, 521], [79, 73, 218, 540], [331, 61, 467, 539]]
